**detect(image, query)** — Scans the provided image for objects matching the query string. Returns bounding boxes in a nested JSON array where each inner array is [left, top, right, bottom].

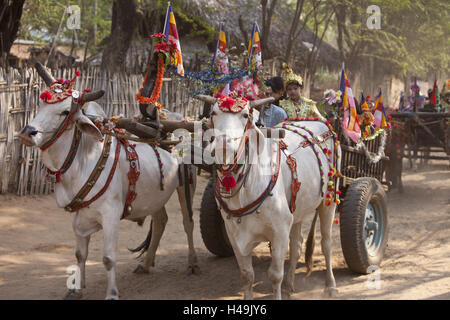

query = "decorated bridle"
[[34, 62, 105, 182], [198, 94, 273, 175], [34, 63, 137, 219], [195, 94, 280, 218]]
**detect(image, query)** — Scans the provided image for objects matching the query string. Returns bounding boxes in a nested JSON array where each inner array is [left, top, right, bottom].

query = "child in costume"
[[279, 63, 325, 121]]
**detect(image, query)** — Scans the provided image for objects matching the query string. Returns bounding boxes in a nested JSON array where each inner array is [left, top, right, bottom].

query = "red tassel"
[[75, 70, 81, 76], [221, 175, 237, 192], [40, 91, 53, 102]]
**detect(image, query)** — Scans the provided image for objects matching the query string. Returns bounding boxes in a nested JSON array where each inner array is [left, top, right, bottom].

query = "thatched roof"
[[179, 0, 340, 72]]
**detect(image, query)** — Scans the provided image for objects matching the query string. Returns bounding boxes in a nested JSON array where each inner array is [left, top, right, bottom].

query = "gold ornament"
[[282, 62, 303, 88]]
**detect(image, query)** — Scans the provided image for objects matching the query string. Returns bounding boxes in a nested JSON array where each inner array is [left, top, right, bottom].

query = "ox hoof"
[[324, 287, 338, 298], [64, 289, 82, 300], [105, 289, 119, 300], [133, 264, 150, 274], [281, 280, 295, 296], [186, 265, 201, 275]]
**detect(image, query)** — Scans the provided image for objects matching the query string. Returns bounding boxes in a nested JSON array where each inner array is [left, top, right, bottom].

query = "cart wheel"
[[340, 177, 388, 274], [200, 178, 234, 257]]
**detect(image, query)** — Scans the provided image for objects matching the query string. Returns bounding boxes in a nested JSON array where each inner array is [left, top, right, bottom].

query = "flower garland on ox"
[[136, 33, 179, 108], [276, 117, 343, 207]]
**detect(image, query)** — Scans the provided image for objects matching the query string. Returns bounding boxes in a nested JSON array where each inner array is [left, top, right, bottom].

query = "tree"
[[330, 0, 449, 93], [0, 0, 25, 65], [260, 0, 278, 59], [18, 0, 113, 58], [301, 0, 336, 97], [100, 0, 140, 73]]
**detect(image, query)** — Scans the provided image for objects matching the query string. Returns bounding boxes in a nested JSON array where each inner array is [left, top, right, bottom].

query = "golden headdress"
[[282, 62, 303, 88]]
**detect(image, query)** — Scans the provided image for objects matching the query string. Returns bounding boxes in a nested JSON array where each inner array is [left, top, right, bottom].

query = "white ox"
[[197, 94, 341, 299], [19, 69, 198, 300]]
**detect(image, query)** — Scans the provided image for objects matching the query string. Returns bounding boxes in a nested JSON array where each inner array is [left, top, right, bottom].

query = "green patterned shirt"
[[279, 97, 325, 121]]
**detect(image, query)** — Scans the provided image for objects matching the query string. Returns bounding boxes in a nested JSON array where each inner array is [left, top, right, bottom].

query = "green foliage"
[[18, 0, 112, 55], [16, 0, 448, 80], [329, 0, 449, 78], [155, 0, 216, 45]]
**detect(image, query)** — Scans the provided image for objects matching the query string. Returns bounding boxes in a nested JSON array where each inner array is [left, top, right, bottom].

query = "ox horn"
[[195, 95, 217, 104], [34, 62, 55, 87], [249, 97, 275, 108], [82, 90, 105, 102]]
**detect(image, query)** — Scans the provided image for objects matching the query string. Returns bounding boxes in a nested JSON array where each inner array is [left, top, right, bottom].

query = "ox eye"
[[60, 110, 70, 116], [242, 113, 249, 118]]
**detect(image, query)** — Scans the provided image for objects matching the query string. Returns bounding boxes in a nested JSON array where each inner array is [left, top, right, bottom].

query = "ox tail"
[[128, 220, 153, 258], [305, 210, 319, 277]]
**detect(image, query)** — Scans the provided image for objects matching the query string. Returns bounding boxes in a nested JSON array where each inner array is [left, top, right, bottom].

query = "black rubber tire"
[[199, 178, 234, 257], [340, 177, 389, 274]]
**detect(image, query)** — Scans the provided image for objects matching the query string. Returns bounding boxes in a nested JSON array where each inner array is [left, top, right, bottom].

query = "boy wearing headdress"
[[279, 63, 325, 121]]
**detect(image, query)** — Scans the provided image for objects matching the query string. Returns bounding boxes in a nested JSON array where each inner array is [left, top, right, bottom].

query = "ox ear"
[[74, 112, 103, 140]]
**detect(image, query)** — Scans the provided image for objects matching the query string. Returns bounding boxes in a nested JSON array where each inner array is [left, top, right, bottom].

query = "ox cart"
[[51, 38, 390, 278], [390, 111, 450, 163], [386, 111, 450, 192], [198, 117, 390, 275], [101, 47, 390, 275]]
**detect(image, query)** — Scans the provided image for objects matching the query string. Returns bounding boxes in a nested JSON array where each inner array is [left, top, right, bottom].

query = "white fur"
[[26, 99, 197, 299], [210, 102, 341, 299]]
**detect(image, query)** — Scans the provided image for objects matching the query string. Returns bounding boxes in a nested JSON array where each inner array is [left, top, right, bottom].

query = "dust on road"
[[0, 162, 449, 299]]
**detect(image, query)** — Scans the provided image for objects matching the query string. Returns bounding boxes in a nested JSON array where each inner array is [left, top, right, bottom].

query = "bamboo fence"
[[0, 66, 201, 195]]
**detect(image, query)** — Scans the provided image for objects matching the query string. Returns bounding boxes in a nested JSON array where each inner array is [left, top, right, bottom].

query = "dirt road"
[[0, 161, 449, 300]]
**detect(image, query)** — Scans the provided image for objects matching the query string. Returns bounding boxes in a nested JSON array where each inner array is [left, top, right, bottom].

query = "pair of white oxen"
[[19, 79, 340, 300]]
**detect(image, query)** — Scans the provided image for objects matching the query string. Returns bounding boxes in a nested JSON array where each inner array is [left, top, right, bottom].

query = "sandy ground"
[[0, 160, 449, 300]]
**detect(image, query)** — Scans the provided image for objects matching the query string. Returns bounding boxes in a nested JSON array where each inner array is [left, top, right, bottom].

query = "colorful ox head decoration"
[[19, 62, 105, 149], [196, 92, 274, 165]]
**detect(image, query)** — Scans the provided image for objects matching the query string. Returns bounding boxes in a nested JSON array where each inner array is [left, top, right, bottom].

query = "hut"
[[7, 39, 35, 68], [8, 39, 80, 69]]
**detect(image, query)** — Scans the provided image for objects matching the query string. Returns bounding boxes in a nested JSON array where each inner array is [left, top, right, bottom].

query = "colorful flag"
[[211, 24, 227, 69], [163, 3, 184, 76], [373, 89, 388, 130], [338, 68, 347, 109], [211, 24, 230, 95], [247, 23, 262, 69], [339, 68, 360, 142]]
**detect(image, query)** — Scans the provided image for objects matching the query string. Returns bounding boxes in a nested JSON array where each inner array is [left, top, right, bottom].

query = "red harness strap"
[[215, 141, 282, 217], [65, 135, 120, 212], [46, 128, 82, 183], [280, 141, 301, 213], [120, 138, 140, 219]]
